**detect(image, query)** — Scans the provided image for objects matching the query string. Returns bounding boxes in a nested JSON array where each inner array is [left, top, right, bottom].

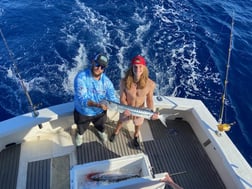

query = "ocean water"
[[0, 0, 251, 166]]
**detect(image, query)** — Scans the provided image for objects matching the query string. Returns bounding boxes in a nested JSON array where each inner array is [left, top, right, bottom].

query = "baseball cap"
[[131, 55, 146, 66], [94, 53, 108, 68]]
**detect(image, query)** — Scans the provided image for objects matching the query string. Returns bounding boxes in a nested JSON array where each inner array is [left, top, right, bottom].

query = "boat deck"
[[0, 117, 226, 189]]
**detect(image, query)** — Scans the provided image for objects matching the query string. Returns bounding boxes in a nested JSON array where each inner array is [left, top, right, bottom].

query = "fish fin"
[[158, 114, 168, 127], [159, 113, 179, 127]]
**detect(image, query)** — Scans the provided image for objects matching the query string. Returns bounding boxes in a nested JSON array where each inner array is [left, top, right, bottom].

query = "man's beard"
[[92, 69, 102, 77]]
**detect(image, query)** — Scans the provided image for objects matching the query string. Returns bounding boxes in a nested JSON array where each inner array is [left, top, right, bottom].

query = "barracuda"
[[102, 100, 178, 127]]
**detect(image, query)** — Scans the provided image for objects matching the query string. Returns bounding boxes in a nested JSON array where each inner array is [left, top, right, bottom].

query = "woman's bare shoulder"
[[147, 78, 156, 88]]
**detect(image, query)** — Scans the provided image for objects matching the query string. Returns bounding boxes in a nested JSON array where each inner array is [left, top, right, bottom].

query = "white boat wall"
[[0, 96, 251, 189]]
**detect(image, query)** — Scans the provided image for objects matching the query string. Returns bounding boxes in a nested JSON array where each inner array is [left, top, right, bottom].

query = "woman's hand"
[[123, 109, 131, 116], [151, 112, 159, 120]]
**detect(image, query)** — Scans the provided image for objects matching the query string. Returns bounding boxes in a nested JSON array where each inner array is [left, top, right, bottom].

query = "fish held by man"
[[101, 100, 178, 127]]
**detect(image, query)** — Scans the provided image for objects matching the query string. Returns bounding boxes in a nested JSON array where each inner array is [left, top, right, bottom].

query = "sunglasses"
[[94, 62, 106, 70]]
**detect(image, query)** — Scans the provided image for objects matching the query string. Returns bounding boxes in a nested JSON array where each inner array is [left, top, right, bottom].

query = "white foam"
[[63, 44, 88, 95]]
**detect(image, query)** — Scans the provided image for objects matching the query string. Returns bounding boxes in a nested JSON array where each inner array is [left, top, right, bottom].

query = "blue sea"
[[0, 0, 251, 166]]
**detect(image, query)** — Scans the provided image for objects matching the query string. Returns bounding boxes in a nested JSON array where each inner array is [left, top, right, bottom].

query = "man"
[[109, 55, 159, 147], [74, 53, 118, 146]]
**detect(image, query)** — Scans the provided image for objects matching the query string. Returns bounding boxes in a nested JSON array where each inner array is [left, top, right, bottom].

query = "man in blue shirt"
[[74, 53, 118, 146]]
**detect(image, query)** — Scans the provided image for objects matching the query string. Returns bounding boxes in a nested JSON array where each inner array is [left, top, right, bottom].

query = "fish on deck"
[[86, 171, 141, 182]]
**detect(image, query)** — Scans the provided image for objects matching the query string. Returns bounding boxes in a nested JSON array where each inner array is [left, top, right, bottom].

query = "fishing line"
[[0, 28, 42, 128], [204, 15, 233, 67]]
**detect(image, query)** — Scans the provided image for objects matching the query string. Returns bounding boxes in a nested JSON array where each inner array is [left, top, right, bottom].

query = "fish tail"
[[159, 114, 168, 127], [159, 113, 179, 127]]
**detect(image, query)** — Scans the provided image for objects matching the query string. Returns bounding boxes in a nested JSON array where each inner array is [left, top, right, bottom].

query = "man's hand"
[[99, 103, 108, 110], [87, 100, 108, 110], [160, 172, 184, 189]]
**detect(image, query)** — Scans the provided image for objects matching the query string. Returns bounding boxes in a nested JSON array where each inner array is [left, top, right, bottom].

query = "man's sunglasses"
[[94, 62, 106, 70]]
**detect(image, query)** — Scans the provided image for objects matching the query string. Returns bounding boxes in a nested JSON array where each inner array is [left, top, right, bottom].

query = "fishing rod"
[[0, 29, 42, 128], [170, 171, 187, 176], [216, 14, 236, 134]]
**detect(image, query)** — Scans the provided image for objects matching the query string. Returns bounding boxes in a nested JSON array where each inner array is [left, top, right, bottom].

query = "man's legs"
[[93, 111, 108, 142], [74, 109, 90, 146]]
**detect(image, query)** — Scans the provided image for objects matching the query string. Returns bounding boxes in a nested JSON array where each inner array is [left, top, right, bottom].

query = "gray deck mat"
[[3, 118, 226, 188], [144, 119, 226, 189], [26, 159, 51, 189], [77, 119, 225, 188], [26, 155, 69, 189], [77, 121, 143, 164], [0, 144, 21, 189]]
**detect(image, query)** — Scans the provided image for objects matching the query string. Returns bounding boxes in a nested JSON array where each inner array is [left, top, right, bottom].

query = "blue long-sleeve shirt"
[[74, 69, 119, 116]]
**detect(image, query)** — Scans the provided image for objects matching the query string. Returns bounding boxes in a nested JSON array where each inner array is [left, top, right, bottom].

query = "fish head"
[[106, 100, 118, 110]]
